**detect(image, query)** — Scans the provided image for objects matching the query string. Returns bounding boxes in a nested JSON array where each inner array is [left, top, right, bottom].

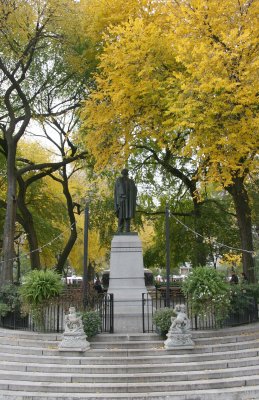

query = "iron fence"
[[0, 292, 114, 334], [142, 288, 259, 333], [142, 289, 185, 333], [1, 288, 257, 335]]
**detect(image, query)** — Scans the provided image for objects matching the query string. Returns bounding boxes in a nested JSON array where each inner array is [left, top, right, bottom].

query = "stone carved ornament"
[[170, 304, 191, 333], [164, 304, 194, 349], [64, 307, 84, 333], [59, 307, 90, 352]]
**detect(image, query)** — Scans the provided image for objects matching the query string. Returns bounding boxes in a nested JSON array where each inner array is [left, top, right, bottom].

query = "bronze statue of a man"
[[114, 169, 137, 233]]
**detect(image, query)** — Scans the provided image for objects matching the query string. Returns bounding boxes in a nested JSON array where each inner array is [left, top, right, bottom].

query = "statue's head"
[[121, 168, 129, 177], [180, 304, 186, 313], [174, 304, 185, 314]]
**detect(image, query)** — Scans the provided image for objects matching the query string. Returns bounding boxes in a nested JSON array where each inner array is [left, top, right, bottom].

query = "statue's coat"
[[114, 176, 137, 220]]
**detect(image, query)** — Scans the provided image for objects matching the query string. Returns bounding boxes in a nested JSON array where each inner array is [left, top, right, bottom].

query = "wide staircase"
[[0, 323, 259, 399]]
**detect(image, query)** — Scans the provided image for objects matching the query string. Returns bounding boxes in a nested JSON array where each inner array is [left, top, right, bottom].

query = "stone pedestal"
[[164, 332, 194, 349], [108, 233, 147, 332], [59, 331, 90, 352]]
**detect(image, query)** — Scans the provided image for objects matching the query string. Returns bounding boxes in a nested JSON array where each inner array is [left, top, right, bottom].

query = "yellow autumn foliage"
[[79, 0, 259, 187], [69, 212, 108, 275], [166, 0, 259, 186], [81, 12, 178, 170], [220, 253, 242, 269]]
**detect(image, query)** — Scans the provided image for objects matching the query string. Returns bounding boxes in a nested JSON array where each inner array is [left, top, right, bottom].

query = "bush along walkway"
[[0, 323, 259, 399]]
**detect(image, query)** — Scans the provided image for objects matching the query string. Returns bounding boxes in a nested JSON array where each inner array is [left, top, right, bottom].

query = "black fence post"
[[83, 202, 89, 311], [165, 204, 171, 307], [142, 293, 145, 333], [57, 304, 60, 333], [110, 293, 114, 333]]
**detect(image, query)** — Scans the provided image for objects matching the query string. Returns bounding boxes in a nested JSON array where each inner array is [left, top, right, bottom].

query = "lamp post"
[[165, 203, 171, 307], [83, 200, 89, 310]]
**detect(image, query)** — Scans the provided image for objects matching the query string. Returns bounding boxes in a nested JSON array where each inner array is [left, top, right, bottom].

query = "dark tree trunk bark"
[[163, 151, 207, 267], [55, 169, 77, 274], [1, 139, 17, 285], [153, 148, 207, 266], [226, 176, 255, 282], [17, 175, 41, 270]]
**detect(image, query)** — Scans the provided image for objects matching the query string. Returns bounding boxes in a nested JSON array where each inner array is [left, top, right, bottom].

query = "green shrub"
[[19, 270, 63, 305], [238, 283, 259, 300], [19, 269, 64, 330], [0, 303, 11, 317], [153, 307, 175, 336], [0, 283, 21, 318], [229, 283, 258, 314], [182, 266, 231, 324], [81, 310, 102, 338]]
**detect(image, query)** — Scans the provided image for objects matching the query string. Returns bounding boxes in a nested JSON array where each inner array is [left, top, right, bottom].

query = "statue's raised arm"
[[114, 169, 137, 233]]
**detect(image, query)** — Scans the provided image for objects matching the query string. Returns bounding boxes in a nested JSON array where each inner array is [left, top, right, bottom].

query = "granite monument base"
[[108, 233, 148, 332]]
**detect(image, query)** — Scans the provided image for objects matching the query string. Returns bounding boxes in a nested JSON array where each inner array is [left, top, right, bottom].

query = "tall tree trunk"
[[157, 148, 207, 267], [55, 169, 77, 274], [226, 177, 255, 282], [1, 140, 17, 285], [17, 175, 41, 270]]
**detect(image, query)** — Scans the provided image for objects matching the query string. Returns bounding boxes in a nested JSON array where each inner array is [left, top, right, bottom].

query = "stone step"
[[1, 323, 259, 399], [79, 348, 256, 364], [1, 386, 259, 400], [1, 374, 259, 393], [0, 322, 258, 341], [94, 329, 259, 342], [191, 323, 259, 337], [0, 329, 61, 341], [0, 336, 162, 349], [193, 330, 259, 344], [73, 342, 259, 357], [1, 346, 258, 365], [91, 333, 160, 342], [1, 336, 259, 357], [1, 363, 259, 384], [1, 330, 259, 351], [0, 332, 159, 344], [0, 327, 258, 352], [88, 337, 259, 351], [88, 340, 164, 349], [1, 336, 258, 353], [0, 336, 60, 348], [1, 355, 258, 374]]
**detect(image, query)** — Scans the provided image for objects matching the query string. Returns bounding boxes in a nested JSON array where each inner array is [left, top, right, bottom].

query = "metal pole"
[[165, 203, 171, 307], [83, 201, 89, 310]]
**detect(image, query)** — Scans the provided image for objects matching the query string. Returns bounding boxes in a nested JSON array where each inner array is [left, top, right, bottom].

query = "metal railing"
[[96, 293, 114, 333], [0, 292, 114, 334], [142, 288, 259, 333], [142, 288, 185, 333]]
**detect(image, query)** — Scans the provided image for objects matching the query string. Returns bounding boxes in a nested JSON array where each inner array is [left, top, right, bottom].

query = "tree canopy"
[[0, 0, 258, 284], [79, 0, 259, 280], [81, 0, 259, 180]]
